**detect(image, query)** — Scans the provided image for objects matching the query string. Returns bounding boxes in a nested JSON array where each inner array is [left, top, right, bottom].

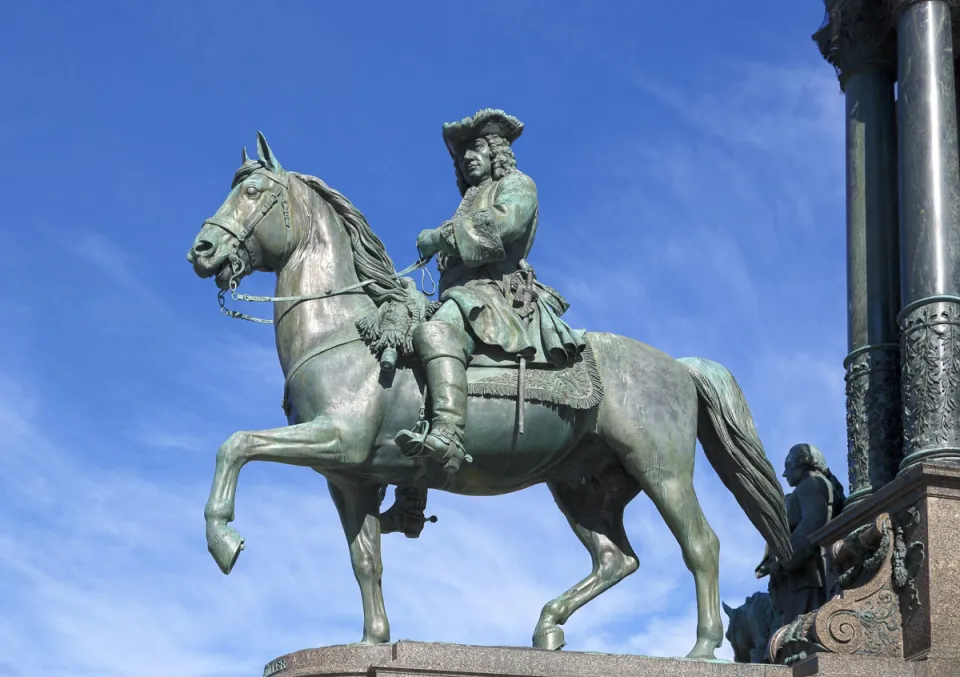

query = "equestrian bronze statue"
[[185, 111, 791, 660]]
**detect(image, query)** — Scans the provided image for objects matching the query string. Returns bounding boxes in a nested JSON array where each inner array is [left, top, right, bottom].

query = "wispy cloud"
[[130, 422, 210, 454], [59, 232, 143, 290]]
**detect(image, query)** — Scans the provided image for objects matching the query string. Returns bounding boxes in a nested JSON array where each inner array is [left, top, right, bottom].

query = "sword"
[[518, 355, 526, 434]]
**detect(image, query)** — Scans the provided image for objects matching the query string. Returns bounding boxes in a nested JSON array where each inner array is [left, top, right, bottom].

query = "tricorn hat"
[[442, 108, 524, 160]]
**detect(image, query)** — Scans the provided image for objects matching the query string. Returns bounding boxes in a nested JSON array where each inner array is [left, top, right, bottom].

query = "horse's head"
[[188, 132, 294, 290]]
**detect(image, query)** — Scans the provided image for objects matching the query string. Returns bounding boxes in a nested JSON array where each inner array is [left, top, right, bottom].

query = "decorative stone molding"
[[768, 511, 925, 666], [843, 345, 902, 502], [898, 298, 960, 469]]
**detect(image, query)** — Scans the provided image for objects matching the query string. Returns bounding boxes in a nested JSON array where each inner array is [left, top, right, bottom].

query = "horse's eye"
[[244, 185, 259, 197]]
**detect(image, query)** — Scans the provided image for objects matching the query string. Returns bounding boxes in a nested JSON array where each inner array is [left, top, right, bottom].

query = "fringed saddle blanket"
[[466, 342, 603, 410]]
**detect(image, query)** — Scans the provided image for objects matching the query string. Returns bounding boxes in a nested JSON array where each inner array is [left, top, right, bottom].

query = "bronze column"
[[815, 5, 903, 505], [891, 0, 960, 471]]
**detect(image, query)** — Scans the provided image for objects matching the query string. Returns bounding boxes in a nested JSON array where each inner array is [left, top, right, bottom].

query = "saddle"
[[356, 279, 603, 413]]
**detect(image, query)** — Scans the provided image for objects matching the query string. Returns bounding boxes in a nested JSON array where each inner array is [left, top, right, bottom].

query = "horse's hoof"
[[359, 635, 391, 645], [533, 625, 565, 650], [208, 525, 245, 575], [684, 638, 719, 661]]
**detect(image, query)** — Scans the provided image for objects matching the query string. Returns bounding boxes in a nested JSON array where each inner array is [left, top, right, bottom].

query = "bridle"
[[201, 167, 293, 323], [201, 166, 429, 325], [200, 164, 432, 416]]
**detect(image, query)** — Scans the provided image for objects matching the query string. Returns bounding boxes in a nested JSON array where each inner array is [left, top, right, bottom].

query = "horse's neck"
[[273, 203, 375, 375]]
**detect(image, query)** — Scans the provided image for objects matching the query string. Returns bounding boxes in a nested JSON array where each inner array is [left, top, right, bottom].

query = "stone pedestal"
[[804, 462, 960, 663], [263, 642, 789, 677], [262, 642, 786, 677], [792, 654, 960, 676], [261, 640, 960, 677]]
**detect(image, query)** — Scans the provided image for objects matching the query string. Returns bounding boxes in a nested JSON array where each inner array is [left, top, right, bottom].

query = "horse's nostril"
[[188, 239, 215, 264]]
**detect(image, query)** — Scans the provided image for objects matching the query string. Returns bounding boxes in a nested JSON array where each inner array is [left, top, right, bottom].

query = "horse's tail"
[[677, 356, 792, 562]]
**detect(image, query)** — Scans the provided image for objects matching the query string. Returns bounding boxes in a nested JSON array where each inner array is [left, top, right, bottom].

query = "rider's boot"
[[379, 486, 436, 538], [395, 321, 471, 474]]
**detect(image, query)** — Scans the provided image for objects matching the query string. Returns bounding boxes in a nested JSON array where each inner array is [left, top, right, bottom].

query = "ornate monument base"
[[763, 461, 960, 675], [261, 640, 959, 677], [809, 462, 960, 662]]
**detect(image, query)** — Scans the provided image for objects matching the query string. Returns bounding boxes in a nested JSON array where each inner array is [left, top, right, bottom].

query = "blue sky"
[[0, 1, 848, 674]]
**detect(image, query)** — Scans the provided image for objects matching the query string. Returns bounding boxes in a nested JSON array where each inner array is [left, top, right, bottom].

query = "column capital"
[[814, 0, 896, 89]]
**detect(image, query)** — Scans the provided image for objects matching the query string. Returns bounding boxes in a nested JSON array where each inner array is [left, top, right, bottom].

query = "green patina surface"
[[184, 117, 792, 659]]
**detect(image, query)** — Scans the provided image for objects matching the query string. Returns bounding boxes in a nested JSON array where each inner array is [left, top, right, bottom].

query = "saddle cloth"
[[465, 342, 603, 410]]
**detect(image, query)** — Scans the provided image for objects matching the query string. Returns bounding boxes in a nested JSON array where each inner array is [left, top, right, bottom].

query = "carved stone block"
[[768, 513, 909, 665], [790, 653, 919, 676], [805, 463, 960, 661]]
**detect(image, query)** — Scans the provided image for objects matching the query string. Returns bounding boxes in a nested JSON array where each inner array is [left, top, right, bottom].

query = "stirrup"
[[396, 420, 431, 458], [395, 421, 473, 473]]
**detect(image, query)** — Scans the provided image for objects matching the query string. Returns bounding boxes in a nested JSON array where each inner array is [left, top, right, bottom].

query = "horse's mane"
[[293, 171, 408, 306]]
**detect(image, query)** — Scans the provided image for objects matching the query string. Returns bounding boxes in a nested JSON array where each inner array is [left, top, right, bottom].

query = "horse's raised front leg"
[[329, 479, 390, 644], [533, 477, 640, 650], [204, 415, 348, 574]]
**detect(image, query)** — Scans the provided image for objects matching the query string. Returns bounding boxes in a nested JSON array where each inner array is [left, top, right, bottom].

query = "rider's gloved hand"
[[416, 228, 443, 258]]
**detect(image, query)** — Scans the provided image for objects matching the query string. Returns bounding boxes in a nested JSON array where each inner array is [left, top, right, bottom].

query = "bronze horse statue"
[[185, 133, 791, 659]]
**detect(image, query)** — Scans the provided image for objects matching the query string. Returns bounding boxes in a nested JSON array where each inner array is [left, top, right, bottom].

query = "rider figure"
[[381, 109, 585, 535], [393, 108, 586, 476]]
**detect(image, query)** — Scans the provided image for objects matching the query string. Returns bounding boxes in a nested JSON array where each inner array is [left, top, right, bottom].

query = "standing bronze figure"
[[185, 115, 791, 659], [756, 443, 845, 626]]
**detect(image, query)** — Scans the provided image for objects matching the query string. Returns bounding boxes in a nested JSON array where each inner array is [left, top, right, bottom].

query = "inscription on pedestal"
[[263, 657, 287, 677]]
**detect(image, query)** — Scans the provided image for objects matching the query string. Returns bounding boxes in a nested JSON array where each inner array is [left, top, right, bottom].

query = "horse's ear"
[[256, 131, 282, 172], [722, 601, 735, 617], [242, 146, 250, 164]]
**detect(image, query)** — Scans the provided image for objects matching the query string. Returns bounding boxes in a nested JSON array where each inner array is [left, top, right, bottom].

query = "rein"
[[218, 258, 431, 324]]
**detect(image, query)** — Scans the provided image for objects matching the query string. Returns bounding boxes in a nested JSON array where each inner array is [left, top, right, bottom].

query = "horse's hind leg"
[[619, 444, 723, 659], [328, 479, 390, 644], [533, 477, 640, 650]]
